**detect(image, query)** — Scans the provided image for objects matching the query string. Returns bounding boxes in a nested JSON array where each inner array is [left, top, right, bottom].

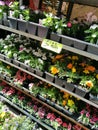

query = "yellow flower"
[[72, 56, 78, 60], [72, 67, 76, 73], [83, 69, 89, 74], [0, 112, 6, 118], [7, 66, 10, 69], [85, 80, 93, 88], [50, 66, 59, 75], [67, 99, 74, 107], [96, 74, 98, 79]]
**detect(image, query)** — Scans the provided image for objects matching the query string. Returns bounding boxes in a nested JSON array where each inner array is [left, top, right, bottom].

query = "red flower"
[[62, 122, 68, 128], [67, 22, 72, 28]]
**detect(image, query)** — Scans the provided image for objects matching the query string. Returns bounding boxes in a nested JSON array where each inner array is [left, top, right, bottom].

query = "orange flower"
[[86, 66, 96, 72], [55, 54, 64, 60], [85, 80, 93, 88], [62, 100, 67, 106], [50, 66, 59, 75], [79, 62, 86, 67], [52, 54, 64, 62], [67, 63, 73, 69]]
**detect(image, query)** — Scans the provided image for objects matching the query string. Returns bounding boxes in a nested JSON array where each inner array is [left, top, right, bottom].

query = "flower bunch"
[[62, 91, 78, 113], [78, 104, 98, 129]]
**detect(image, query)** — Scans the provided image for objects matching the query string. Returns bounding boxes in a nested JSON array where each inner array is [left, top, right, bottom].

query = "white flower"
[[90, 24, 98, 29], [0, 9, 2, 13], [24, 60, 30, 65], [92, 34, 97, 38]]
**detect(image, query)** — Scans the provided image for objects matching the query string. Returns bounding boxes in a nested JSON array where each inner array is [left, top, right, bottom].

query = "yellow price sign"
[[41, 39, 63, 53]]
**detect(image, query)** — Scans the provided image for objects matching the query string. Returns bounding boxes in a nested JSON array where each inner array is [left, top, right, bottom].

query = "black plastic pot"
[[64, 82, 75, 92]]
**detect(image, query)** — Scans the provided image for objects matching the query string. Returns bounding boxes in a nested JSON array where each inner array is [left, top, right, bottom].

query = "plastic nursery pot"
[[38, 95, 46, 102], [50, 32, 61, 42], [37, 24, 49, 38], [27, 66, 35, 73], [20, 62, 28, 70], [64, 81, 75, 92], [8, 17, 18, 29], [13, 59, 21, 67], [35, 69, 44, 77], [62, 107, 74, 116], [0, 19, 2, 25], [54, 103, 63, 111], [87, 43, 98, 55], [3, 19, 9, 27], [45, 71, 55, 82], [5, 57, 13, 63], [46, 99, 55, 106], [89, 93, 98, 104], [61, 35, 87, 50], [55, 76, 64, 87], [17, 19, 28, 32], [74, 85, 90, 97], [0, 53, 5, 60], [27, 22, 38, 35]]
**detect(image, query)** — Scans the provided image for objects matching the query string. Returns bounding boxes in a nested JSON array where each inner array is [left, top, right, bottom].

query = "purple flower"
[[0, 1, 5, 5]]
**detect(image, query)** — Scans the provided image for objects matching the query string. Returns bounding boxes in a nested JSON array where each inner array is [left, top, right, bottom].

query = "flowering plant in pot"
[[84, 24, 98, 44]]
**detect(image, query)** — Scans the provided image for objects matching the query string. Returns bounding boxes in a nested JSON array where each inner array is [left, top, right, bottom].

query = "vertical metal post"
[[66, 2, 74, 20], [38, 0, 43, 9], [57, 0, 63, 16]]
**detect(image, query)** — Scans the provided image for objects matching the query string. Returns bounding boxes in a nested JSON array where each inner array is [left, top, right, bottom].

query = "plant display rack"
[[0, 1, 98, 130]]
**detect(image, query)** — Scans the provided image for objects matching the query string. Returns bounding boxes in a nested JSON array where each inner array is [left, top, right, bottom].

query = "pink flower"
[[68, 123, 72, 130], [0, 1, 5, 5], [27, 102, 32, 106], [47, 113, 52, 119], [50, 113, 56, 121], [62, 122, 68, 128], [80, 110, 85, 115], [86, 112, 90, 118], [67, 22, 72, 28], [55, 118, 63, 125], [33, 105, 38, 112]]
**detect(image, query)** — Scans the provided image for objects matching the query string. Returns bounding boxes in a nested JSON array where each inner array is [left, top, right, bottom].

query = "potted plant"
[[17, 7, 30, 32], [85, 24, 98, 55], [8, 1, 20, 29]]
